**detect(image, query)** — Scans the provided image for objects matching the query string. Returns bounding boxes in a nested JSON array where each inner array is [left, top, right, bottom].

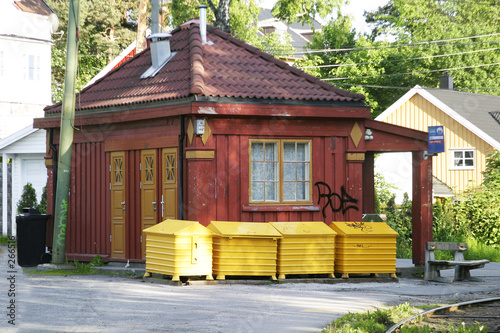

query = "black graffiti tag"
[[315, 182, 359, 218]]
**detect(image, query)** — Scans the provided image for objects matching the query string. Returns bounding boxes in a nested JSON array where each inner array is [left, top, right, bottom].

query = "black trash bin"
[[16, 208, 51, 267]]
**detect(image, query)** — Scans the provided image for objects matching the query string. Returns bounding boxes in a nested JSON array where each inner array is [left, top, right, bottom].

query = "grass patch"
[[322, 303, 418, 333], [460, 237, 500, 262], [0, 235, 12, 245], [25, 255, 106, 276], [322, 303, 487, 333]]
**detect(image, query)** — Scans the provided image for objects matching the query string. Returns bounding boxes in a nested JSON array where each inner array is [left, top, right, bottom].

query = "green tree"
[[47, 0, 138, 102], [302, 0, 500, 117], [16, 183, 38, 214], [168, 0, 332, 58], [271, 0, 341, 25]]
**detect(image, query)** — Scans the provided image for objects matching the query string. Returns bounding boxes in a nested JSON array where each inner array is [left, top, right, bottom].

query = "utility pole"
[[52, 0, 79, 264]]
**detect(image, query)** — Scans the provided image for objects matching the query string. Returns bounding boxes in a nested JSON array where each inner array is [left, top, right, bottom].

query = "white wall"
[[0, 1, 54, 139]]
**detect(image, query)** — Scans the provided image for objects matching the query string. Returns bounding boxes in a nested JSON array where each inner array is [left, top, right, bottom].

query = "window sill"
[[449, 167, 475, 171], [242, 205, 320, 212]]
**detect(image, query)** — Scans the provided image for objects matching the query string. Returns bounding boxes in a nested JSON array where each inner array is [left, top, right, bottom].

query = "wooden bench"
[[424, 242, 490, 283]]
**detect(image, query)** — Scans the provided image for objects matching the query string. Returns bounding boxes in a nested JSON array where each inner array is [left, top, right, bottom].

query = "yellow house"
[[376, 81, 500, 196]]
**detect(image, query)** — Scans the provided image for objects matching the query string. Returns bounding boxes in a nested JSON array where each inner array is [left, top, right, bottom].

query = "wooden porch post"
[[411, 151, 433, 265], [362, 152, 375, 214]]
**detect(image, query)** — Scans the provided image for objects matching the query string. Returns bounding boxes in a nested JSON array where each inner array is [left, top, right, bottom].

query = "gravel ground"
[[2, 247, 499, 333]]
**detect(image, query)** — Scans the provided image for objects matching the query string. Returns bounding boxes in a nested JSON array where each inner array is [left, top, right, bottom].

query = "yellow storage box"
[[143, 219, 214, 281], [270, 222, 336, 279], [329, 221, 398, 278], [207, 221, 282, 280]]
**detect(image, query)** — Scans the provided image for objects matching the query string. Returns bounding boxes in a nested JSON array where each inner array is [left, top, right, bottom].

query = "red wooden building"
[[34, 20, 433, 265]]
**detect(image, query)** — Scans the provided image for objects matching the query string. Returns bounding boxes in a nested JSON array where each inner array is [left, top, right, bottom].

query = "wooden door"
[[161, 148, 178, 220], [141, 149, 157, 257], [110, 151, 126, 258]]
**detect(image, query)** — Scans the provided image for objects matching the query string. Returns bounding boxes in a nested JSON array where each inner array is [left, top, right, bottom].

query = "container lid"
[[270, 222, 336, 236], [329, 221, 398, 236], [207, 221, 282, 238], [143, 219, 214, 236]]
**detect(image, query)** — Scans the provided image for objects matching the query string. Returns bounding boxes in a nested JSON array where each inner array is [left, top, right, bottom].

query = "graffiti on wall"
[[56, 199, 68, 247], [314, 182, 359, 218]]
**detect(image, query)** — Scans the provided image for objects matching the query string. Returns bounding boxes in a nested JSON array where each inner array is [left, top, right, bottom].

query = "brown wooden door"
[[141, 149, 157, 257], [110, 151, 126, 258], [161, 148, 178, 220]]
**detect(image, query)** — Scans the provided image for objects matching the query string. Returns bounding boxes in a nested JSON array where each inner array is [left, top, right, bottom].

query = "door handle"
[[152, 201, 156, 211], [161, 195, 165, 217], [121, 201, 125, 212]]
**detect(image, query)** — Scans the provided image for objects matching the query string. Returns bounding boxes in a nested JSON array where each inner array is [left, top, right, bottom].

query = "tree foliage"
[[271, 0, 341, 25], [482, 151, 500, 189], [303, 0, 500, 117], [47, 0, 139, 102]]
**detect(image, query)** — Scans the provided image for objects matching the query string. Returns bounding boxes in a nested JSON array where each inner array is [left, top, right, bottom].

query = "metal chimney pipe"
[[199, 5, 207, 44]]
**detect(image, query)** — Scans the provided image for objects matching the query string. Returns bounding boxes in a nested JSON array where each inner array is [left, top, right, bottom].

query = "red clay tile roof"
[[45, 21, 365, 114], [14, 0, 53, 16]]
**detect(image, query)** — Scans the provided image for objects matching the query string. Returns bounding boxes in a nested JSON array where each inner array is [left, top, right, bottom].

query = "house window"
[[23, 54, 40, 81], [451, 148, 475, 169], [0, 51, 4, 77], [250, 139, 312, 204]]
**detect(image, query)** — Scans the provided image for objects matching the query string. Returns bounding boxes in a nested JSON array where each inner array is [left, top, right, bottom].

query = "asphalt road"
[[2, 247, 500, 333]]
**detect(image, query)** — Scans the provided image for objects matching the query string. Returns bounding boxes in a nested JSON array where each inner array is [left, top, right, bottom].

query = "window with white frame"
[[0, 51, 4, 77], [23, 54, 41, 81], [250, 139, 312, 204], [451, 148, 475, 169]]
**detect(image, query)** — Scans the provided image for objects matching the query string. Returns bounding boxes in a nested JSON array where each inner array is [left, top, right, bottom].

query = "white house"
[[0, 0, 57, 235]]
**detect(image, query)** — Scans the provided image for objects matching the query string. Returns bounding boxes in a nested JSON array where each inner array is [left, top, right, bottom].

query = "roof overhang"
[[365, 119, 428, 152], [35, 97, 370, 129]]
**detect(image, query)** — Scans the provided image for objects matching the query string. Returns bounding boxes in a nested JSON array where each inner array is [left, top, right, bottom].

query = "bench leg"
[[425, 263, 454, 283], [424, 262, 439, 281], [455, 266, 483, 282]]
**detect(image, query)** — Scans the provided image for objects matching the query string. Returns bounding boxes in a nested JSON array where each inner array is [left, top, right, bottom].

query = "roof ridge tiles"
[[207, 24, 365, 102], [189, 25, 205, 95]]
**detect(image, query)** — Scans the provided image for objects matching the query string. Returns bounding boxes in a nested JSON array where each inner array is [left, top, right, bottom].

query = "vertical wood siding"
[[67, 142, 108, 256], [210, 131, 361, 224], [384, 94, 494, 193]]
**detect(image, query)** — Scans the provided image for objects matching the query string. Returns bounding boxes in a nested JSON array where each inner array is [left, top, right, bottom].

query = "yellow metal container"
[[207, 221, 281, 280], [329, 221, 398, 278], [270, 222, 336, 279], [143, 219, 214, 281]]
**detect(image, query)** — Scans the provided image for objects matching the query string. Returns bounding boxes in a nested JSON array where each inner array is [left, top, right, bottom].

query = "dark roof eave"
[[35, 96, 370, 129]]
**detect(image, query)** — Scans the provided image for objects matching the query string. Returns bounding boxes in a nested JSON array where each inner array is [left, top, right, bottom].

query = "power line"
[[298, 47, 500, 69], [333, 83, 500, 92], [295, 32, 500, 55], [323, 62, 500, 81]]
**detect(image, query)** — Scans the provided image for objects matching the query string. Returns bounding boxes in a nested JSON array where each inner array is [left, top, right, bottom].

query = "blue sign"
[[428, 126, 445, 154]]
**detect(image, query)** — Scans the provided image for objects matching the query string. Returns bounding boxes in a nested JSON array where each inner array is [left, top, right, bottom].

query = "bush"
[[386, 193, 413, 258], [37, 186, 47, 214], [452, 185, 500, 247], [16, 183, 38, 214]]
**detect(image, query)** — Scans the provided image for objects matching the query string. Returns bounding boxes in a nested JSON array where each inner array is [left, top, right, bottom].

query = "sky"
[[258, 0, 389, 35]]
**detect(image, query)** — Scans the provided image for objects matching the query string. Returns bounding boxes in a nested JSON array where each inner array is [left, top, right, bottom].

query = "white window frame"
[[450, 148, 476, 170], [249, 139, 312, 205], [23, 54, 41, 81], [0, 51, 4, 77]]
